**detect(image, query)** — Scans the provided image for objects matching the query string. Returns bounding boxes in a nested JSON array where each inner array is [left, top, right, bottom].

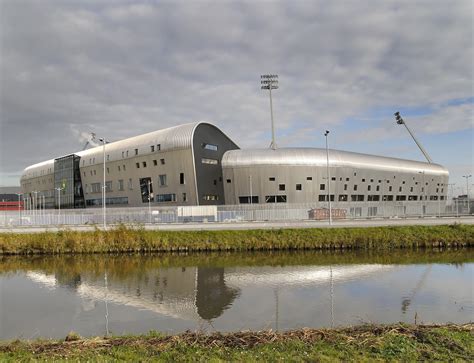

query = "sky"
[[0, 0, 473, 195]]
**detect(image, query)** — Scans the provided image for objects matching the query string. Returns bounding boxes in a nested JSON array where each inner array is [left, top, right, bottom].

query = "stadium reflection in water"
[[0, 252, 472, 339]]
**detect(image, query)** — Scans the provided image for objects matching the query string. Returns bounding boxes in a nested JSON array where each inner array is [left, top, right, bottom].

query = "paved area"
[[1, 216, 472, 233]]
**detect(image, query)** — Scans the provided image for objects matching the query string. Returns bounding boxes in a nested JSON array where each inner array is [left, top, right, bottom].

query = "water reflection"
[[0, 250, 472, 339]]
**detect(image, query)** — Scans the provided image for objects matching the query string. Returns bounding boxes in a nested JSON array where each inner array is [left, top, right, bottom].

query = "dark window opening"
[[160, 159, 165, 165], [239, 196, 259, 204], [151, 145, 155, 152], [139, 177, 153, 203], [135, 148, 138, 155], [180, 173, 185, 185], [296, 184, 302, 191], [383, 195, 394, 201], [265, 195, 287, 203], [142, 161, 147, 168], [226, 179, 232, 183], [279, 184, 285, 191], [368, 195, 380, 201], [351, 195, 365, 202], [331, 177, 336, 181], [339, 194, 348, 201], [153, 160, 158, 166], [136, 162, 140, 168], [306, 177, 312, 181], [396, 195, 407, 201], [319, 195, 335, 202], [269, 177, 276, 181], [320, 184, 325, 191]]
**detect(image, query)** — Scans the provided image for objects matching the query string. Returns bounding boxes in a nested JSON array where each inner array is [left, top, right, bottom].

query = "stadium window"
[[136, 162, 140, 168], [118, 179, 124, 191], [370, 179, 374, 182], [354, 184, 358, 191], [399, 186, 402, 192], [153, 160, 158, 166], [128, 178, 133, 190], [151, 145, 155, 152], [318, 195, 326, 202], [296, 184, 302, 191], [331, 177, 336, 181], [126, 150, 129, 157], [201, 158, 217, 165], [118, 165, 121, 172], [182, 193, 187, 202], [346, 177, 350, 181], [396, 195, 407, 201], [226, 179, 232, 183], [376, 185, 380, 191], [180, 173, 185, 184], [362, 179, 366, 182], [320, 184, 325, 191], [142, 161, 147, 168], [213, 179, 217, 185], [122, 151, 124, 158], [368, 185, 371, 191], [339, 194, 348, 201], [123, 165, 126, 171], [389, 186, 392, 192], [239, 196, 259, 204], [307, 176, 312, 181], [402, 181, 406, 184], [93, 170, 96, 175], [135, 149, 138, 155], [105, 181, 113, 192], [279, 184, 285, 191], [344, 184, 348, 191], [203, 143, 218, 151], [202, 194, 219, 201], [269, 177, 276, 181], [159, 174, 167, 186], [107, 167, 109, 174], [156, 193, 177, 203], [157, 144, 161, 151], [265, 195, 287, 203], [410, 187, 414, 192]]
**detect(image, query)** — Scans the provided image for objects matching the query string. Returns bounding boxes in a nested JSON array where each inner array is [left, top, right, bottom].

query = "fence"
[[1, 199, 471, 227]]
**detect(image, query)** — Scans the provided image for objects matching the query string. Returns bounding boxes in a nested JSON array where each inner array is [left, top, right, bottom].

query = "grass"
[[0, 224, 473, 255], [1, 324, 472, 362]]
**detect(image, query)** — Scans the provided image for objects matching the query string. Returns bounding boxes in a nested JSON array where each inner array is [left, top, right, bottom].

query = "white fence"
[[1, 200, 471, 227]]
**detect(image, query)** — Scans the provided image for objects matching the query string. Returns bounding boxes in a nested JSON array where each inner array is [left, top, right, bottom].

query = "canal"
[[0, 249, 472, 339]]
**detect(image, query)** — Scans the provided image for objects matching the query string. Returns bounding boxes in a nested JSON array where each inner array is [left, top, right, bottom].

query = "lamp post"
[[261, 74, 279, 150], [55, 187, 64, 223], [148, 180, 153, 223], [324, 130, 332, 225], [98, 137, 107, 230], [16, 193, 22, 225], [462, 174, 472, 214], [394, 112, 433, 163]]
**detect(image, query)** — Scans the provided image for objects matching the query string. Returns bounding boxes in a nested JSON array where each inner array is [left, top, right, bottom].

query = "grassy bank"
[[1, 324, 472, 362], [0, 224, 473, 255], [0, 225, 474, 255]]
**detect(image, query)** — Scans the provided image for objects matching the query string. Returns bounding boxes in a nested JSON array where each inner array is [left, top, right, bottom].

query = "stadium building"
[[20, 122, 449, 213]]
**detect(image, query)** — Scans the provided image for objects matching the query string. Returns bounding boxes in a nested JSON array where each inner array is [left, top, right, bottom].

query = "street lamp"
[[16, 193, 22, 225], [324, 130, 332, 225], [261, 74, 279, 150], [394, 112, 433, 164], [98, 137, 108, 230], [462, 174, 472, 214], [55, 187, 64, 223], [148, 180, 153, 223]]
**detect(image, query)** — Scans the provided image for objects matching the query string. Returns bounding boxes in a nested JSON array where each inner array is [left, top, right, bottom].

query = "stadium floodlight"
[[261, 74, 279, 150], [394, 111, 433, 164], [462, 174, 472, 214], [324, 130, 332, 226]]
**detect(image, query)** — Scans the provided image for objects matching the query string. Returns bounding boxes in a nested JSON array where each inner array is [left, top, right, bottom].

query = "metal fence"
[[1, 200, 471, 227]]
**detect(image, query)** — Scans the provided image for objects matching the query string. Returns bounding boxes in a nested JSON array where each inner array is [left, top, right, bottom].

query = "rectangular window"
[[331, 177, 336, 181], [362, 179, 366, 182], [203, 143, 218, 151], [319, 195, 335, 202], [344, 184, 348, 191], [128, 178, 133, 190], [136, 162, 140, 168], [265, 195, 287, 203], [118, 165, 121, 172], [157, 144, 161, 151], [376, 185, 380, 191], [122, 151, 124, 158], [368, 185, 371, 191], [408, 195, 418, 201], [346, 178, 350, 181], [160, 158, 165, 165], [105, 181, 113, 192], [93, 170, 96, 175], [107, 167, 110, 174], [151, 145, 155, 152], [159, 174, 167, 186], [368, 195, 380, 201], [320, 184, 325, 191], [383, 195, 394, 201], [279, 184, 285, 191], [142, 161, 147, 168], [182, 193, 187, 202], [410, 187, 414, 192], [338, 194, 348, 201], [118, 179, 124, 191], [389, 186, 392, 192], [156, 193, 176, 203], [135, 148, 138, 155], [368, 207, 378, 217], [269, 177, 276, 181], [202, 194, 219, 201], [126, 150, 129, 157], [123, 165, 126, 171], [153, 160, 158, 166], [201, 158, 218, 165], [354, 184, 358, 191], [351, 194, 365, 202], [296, 184, 302, 191], [91, 183, 101, 193], [226, 179, 232, 183], [307, 177, 312, 181], [180, 173, 185, 185], [239, 196, 259, 204], [399, 186, 402, 192], [396, 195, 407, 201]]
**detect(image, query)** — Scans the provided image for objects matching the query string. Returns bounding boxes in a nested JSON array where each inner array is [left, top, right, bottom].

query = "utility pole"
[[324, 130, 332, 225], [462, 174, 472, 214], [261, 74, 279, 150]]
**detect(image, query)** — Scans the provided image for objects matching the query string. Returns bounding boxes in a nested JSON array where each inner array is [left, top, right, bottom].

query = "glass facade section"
[[54, 154, 84, 209]]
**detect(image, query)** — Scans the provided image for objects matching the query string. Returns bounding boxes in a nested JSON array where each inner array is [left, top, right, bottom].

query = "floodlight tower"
[[394, 112, 433, 164], [261, 74, 279, 150]]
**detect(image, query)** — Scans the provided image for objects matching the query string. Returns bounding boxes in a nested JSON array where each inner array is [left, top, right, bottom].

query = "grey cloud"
[[0, 0, 472, 185]]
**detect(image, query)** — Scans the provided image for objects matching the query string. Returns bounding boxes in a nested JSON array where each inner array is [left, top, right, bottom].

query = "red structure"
[[0, 201, 24, 211]]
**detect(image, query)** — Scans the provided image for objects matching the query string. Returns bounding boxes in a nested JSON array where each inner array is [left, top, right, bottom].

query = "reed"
[[0, 224, 472, 255]]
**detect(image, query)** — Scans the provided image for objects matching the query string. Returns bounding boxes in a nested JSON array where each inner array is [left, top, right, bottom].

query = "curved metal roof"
[[21, 122, 216, 179], [222, 148, 448, 176]]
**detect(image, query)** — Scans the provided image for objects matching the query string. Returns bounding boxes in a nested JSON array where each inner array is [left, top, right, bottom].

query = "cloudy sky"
[[1, 0, 472, 194]]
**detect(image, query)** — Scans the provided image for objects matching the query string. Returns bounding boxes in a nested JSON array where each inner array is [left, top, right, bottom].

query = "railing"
[[1, 200, 471, 227]]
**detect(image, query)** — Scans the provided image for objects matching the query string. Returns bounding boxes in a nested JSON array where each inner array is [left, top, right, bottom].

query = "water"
[[0, 250, 472, 339]]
